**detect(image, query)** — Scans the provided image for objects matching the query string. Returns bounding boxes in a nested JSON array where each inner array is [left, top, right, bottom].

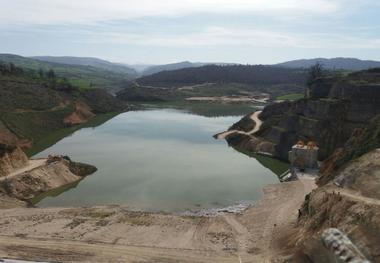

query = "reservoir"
[[33, 105, 287, 212]]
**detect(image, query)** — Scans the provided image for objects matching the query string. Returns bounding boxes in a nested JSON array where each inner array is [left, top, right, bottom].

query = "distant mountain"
[[137, 64, 307, 87], [32, 56, 137, 76], [142, 61, 210, 76], [122, 63, 154, 73], [276, 57, 380, 71], [0, 54, 134, 92]]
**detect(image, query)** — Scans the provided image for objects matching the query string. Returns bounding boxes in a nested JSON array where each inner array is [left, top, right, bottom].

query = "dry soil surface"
[[0, 176, 316, 262], [216, 111, 262, 140], [1, 159, 47, 181]]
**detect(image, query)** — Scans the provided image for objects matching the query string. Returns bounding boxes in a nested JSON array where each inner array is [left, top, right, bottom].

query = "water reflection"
[[33, 107, 285, 212]]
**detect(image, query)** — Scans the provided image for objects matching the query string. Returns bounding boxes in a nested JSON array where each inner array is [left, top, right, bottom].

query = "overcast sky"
[[0, 0, 379, 64]]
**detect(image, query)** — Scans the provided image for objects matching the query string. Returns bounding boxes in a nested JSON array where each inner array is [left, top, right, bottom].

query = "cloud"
[[0, 0, 341, 25], [75, 26, 380, 50]]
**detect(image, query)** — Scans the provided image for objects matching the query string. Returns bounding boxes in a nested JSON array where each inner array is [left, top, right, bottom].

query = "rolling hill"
[[141, 61, 208, 76], [0, 54, 135, 93], [0, 62, 127, 153], [116, 65, 308, 101], [276, 57, 380, 70], [137, 64, 307, 87], [32, 56, 137, 76]]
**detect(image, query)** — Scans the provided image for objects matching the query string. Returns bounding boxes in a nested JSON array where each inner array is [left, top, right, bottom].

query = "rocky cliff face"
[[316, 114, 380, 186], [0, 143, 28, 177], [292, 115, 380, 263], [293, 150, 380, 263], [228, 69, 380, 161]]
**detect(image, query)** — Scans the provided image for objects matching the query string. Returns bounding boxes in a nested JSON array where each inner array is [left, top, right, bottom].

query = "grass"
[[276, 93, 304, 101], [1, 106, 75, 142], [69, 79, 92, 90], [0, 54, 133, 92]]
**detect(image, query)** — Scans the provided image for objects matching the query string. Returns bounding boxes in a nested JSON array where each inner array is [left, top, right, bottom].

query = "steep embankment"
[[292, 114, 380, 262], [227, 69, 380, 161], [0, 157, 96, 202], [215, 111, 262, 139], [0, 144, 28, 177], [0, 69, 128, 150]]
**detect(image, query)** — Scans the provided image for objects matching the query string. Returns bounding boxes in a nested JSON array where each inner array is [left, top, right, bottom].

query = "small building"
[[288, 141, 319, 170]]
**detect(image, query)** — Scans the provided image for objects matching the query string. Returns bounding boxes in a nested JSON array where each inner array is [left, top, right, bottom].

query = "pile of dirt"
[[0, 157, 96, 201], [63, 102, 96, 125]]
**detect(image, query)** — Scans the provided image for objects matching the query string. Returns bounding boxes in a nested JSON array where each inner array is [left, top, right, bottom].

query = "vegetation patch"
[[276, 93, 304, 101]]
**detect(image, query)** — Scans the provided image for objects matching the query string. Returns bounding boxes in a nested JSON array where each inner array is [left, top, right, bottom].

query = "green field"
[[276, 93, 304, 101], [0, 54, 134, 92]]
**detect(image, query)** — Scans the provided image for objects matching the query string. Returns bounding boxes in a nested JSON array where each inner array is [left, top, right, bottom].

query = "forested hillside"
[[0, 54, 135, 92], [32, 56, 137, 76], [276, 57, 380, 70], [137, 65, 307, 87], [0, 61, 127, 153]]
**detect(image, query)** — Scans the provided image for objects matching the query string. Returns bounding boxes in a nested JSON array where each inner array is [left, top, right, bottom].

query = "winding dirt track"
[[326, 188, 380, 206], [0, 159, 46, 181], [216, 111, 262, 140]]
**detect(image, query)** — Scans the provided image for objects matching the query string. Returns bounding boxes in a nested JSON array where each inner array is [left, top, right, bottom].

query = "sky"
[[0, 0, 379, 64]]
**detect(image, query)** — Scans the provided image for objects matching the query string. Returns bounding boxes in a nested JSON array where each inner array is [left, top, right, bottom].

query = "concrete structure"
[[321, 228, 371, 263], [289, 141, 319, 170]]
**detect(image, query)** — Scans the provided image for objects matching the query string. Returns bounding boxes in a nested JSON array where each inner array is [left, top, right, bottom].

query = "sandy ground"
[[1, 159, 47, 181], [325, 187, 380, 206], [216, 111, 262, 140], [0, 176, 316, 262]]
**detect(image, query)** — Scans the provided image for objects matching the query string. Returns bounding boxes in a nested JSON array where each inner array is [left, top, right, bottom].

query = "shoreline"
[[0, 106, 315, 262], [0, 174, 316, 262]]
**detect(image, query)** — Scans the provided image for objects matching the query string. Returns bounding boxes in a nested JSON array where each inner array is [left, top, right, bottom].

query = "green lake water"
[[33, 105, 287, 212]]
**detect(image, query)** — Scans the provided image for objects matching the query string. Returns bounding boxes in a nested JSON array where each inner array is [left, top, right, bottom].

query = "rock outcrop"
[[0, 143, 28, 177], [291, 115, 380, 262], [0, 156, 97, 201], [63, 101, 96, 125], [227, 69, 380, 161]]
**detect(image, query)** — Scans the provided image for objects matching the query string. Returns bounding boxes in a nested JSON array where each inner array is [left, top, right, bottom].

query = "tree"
[[38, 68, 44, 78], [9, 63, 16, 73], [307, 63, 324, 86], [47, 69, 56, 79]]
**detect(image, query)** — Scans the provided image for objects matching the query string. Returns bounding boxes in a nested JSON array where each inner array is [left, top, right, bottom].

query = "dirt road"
[[0, 159, 46, 181], [326, 187, 380, 206], [216, 111, 262, 140]]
